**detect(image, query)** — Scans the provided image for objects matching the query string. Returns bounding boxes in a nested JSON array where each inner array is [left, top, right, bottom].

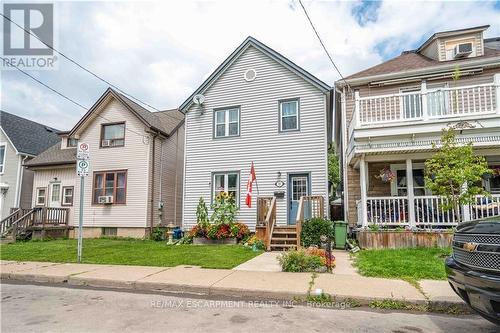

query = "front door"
[[49, 183, 61, 208], [288, 173, 310, 225]]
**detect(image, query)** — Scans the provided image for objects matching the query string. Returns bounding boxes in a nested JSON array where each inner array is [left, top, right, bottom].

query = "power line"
[[1, 56, 149, 141], [298, 0, 351, 90], [0, 12, 161, 112]]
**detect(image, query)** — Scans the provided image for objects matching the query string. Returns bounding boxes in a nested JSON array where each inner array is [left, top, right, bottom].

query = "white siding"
[[31, 166, 76, 225], [183, 45, 328, 230], [72, 98, 150, 228], [0, 129, 21, 218]]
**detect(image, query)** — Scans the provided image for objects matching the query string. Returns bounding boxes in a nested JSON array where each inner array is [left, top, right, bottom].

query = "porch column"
[[495, 74, 500, 114], [421, 80, 428, 121], [406, 159, 416, 228], [461, 183, 471, 222], [360, 155, 368, 227]]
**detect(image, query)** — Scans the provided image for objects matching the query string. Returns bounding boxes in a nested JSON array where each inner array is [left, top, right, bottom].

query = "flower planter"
[[193, 237, 237, 245]]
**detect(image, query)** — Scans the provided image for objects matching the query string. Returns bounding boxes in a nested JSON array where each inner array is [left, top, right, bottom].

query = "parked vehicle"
[[445, 217, 500, 325]]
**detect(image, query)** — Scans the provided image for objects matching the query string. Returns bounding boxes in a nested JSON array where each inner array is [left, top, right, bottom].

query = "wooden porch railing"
[[264, 197, 276, 251], [295, 195, 325, 248], [257, 197, 274, 226], [1, 207, 70, 240]]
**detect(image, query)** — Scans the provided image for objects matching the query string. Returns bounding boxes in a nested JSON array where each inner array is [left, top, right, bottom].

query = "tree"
[[328, 145, 340, 198], [425, 128, 491, 214]]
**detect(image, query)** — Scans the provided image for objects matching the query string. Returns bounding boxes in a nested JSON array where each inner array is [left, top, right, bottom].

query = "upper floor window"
[[214, 108, 239, 138], [67, 137, 78, 147], [93, 170, 127, 204], [279, 99, 299, 131], [0, 144, 5, 173], [101, 123, 125, 148]]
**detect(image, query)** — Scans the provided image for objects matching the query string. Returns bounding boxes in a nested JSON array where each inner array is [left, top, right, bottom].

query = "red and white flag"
[[245, 162, 257, 208]]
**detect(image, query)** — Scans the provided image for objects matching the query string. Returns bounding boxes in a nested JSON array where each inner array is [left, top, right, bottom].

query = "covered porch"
[[355, 154, 500, 229]]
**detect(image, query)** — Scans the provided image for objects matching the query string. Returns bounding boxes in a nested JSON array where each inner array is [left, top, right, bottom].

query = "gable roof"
[[0, 111, 60, 156], [24, 142, 76, 167], [342, 44, 500, 82], [69, 88, 184, 137], [417, 25, 490, 53], [179, 36, 330, 112]]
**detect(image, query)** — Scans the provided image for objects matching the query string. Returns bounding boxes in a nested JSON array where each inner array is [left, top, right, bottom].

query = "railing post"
[[494, 73, 500, 114], [354, 90, 360, 127], [421, 80, 428, 121], [406, 159, 416, 229], [359, 155, 368, 227]]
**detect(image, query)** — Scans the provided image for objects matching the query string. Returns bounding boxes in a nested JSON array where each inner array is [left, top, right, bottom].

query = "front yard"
[[354, 248, 451, 284], [0, 238, 262, 269]]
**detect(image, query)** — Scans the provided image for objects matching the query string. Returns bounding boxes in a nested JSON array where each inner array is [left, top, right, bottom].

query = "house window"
[[401, 88, 422, 119], [101, 123, 125, 147], [213, 172, 239, 203], [279, 99, 299, 131], [486, 166, 500, 194], [391, 163, 428, 196], [214, 108, 239, 138], [102, 227, 117, 237], [67, 137, 78, 147], [36, 188, 46, 206], [93, 170, 127, 204], [0, 144, 5, 173], [62, 186, 74, 206]]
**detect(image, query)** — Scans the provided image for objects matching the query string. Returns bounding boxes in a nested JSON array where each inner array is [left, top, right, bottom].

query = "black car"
[[446, 217, 500, 325]]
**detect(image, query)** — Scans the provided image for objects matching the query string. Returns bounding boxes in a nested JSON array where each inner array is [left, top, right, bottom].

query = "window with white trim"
[[214, 108, 239, 138], [36, 188, 46, 206], [62, 186, 74, 206], [391, 164, 428, 196], [279, 100, 299, 131], [0, 144, 5, 173], [213, 172, 239, 203]]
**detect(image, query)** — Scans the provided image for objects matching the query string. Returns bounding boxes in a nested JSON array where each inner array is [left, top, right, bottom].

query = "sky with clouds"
[[1, 0, 499, 130]]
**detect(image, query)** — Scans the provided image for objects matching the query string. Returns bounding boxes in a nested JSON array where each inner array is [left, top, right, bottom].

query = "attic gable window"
[[0, 144, 5, 174], [67, 137, 78, 147], [100, 123, 125, 148]]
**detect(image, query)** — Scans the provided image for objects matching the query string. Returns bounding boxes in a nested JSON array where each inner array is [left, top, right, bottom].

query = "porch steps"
[[269, 226, 298, 251]]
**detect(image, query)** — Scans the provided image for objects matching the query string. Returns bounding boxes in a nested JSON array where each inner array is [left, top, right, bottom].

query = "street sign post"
[[76, 143, 90, 263]]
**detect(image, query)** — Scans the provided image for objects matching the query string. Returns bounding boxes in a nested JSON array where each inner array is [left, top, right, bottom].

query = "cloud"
[[1, 0, 499, 130]]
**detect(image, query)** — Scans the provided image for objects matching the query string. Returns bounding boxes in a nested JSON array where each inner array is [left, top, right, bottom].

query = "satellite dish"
[[193, 94, 205, 105]]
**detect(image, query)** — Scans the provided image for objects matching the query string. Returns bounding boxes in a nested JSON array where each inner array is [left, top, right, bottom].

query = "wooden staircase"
[[257, 195, 325, 252], [1, 207, 70, 242], [269, 226, 298, 251]]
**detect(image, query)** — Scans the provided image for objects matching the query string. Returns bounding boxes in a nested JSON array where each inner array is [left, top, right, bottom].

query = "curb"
[[1, 272, 469, 314]]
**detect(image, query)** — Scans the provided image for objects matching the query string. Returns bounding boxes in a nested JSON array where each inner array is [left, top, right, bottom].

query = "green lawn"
[[0, 238, 262, 269], [354, 248, 452, 284]]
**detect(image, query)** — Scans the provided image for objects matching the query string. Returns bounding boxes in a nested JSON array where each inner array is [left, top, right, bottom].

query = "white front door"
[[49, 183, 61, 208]]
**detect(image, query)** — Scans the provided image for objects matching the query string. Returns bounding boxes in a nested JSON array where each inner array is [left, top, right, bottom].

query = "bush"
[[246, 235, 265, 250], [278, 250, 324, 272], [211, 192, 238, 225], [151, 226, 164, 241], [300, 218, 334, 247], [188, 222, 250, 241]]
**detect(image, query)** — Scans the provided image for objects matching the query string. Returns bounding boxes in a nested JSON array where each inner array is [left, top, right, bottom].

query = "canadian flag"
[[245, 162, 257, 208]]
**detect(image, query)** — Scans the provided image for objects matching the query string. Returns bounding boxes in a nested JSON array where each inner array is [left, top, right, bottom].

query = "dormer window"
[[101, 122, 125, 148], [67, 137, 78, 147]]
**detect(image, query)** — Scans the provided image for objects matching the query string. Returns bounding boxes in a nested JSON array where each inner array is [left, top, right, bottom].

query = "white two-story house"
[[180, 37, 331, 249], [334, 25, 500, 230]]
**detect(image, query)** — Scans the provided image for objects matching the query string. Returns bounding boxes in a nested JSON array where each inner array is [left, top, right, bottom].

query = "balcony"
[[349, 78, 500, 136]]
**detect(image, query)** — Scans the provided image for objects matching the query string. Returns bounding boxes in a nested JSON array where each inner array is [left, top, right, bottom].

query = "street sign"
[[77, 159, 90, 177], [77, 142, 90, 160]]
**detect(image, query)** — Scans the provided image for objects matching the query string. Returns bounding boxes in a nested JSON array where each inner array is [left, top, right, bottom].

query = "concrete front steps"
[[270, 226, 298, 251]]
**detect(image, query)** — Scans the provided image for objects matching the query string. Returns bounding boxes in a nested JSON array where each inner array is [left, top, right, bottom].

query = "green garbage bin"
[[334, 221, 348, 249]]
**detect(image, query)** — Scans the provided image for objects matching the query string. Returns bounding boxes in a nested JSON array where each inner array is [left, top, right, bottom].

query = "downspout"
[[173, 129, 179, 225], [14, 155, 28, 208], [158, 138, 164, 225], [150, 133, 157, 237]]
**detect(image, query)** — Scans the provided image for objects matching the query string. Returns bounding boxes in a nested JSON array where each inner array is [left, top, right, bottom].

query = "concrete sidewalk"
[[0, 260, 461, 307]]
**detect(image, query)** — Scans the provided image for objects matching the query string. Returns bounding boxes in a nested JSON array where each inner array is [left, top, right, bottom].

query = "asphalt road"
[[1, 282, 498, 333]]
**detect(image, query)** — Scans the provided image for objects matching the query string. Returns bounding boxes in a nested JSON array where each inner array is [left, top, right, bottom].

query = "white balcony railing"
[[359, 194, 500, 228], [354, 80, 500, 127]]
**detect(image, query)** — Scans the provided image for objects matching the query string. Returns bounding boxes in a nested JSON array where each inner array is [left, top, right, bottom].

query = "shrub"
[[188, 224, 209, 238], [230, 222, 250, 241], [196, 197, 209, 226], [278, 250, 324, 272], [300, 218, 334, 247], [305, 246, 335, 268], [151, 226, 164, 241], [246, 235, 265, 250]]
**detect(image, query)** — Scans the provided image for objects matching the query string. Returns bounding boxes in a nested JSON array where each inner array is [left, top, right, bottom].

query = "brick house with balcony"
[[334, 25, 500, 230]]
